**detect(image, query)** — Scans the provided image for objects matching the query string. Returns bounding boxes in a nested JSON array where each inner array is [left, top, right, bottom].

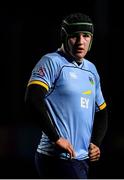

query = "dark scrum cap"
[[61, 13, 94, 40]]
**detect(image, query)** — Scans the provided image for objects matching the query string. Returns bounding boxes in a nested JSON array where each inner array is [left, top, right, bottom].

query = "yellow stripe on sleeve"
[[99, 102, 107, 110], [27, 80, 49, 91]]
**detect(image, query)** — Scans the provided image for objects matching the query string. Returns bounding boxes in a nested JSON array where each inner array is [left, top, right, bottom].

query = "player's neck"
[[58, 45, 82, 66]]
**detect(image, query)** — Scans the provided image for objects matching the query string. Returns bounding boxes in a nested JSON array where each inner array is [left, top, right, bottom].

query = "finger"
[[67, 146, 76, 158], [71, 149, 76, 158], [90, 149, 100, 155], [89, 150, 100, 158], [89, 143, 95, 150], [89, 147, 100, 155], [90, 152, 100, 160], [69, 145, 76, 157], [90, 157, 99, 162], [66, 147, 73, 158], [90, 154, 100, 159], [90, 152, 100, 159]]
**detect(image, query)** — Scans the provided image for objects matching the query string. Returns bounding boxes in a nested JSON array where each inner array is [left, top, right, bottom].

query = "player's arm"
[[25, 83, 60, 142], [89, 106, 108, 161], [25, 82, 75, 158], [91, 106, 108, 147]]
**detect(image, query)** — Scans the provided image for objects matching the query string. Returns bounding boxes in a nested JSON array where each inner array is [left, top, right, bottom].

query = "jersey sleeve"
[[95, 68, 106, 112], [28, 55, 58, 90]]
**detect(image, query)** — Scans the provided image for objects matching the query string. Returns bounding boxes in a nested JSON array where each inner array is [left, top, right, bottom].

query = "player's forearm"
[[91, 107, 108, 147], [25, 84, 60, 142]]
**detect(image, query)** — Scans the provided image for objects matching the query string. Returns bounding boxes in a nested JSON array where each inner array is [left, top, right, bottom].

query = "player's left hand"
[[88, 143, 100, 162]]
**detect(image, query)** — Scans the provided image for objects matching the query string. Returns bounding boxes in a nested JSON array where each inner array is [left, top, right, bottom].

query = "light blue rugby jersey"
[[28, 51, 106, 160]]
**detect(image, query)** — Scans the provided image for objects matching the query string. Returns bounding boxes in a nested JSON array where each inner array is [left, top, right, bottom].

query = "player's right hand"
[[55, 137, 76, 159]]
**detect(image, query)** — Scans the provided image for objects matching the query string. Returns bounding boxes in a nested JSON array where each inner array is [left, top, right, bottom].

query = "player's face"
[[67, 32, 92, 63]]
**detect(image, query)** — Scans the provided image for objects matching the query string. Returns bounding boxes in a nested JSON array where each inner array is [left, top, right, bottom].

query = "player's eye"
[[68, 33, 78, 38], [83, 33, 91, 37]]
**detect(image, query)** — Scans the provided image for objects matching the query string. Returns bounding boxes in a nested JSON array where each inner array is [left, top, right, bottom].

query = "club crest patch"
[[37, 66, 46, 76], [89, 76, 94, 85]]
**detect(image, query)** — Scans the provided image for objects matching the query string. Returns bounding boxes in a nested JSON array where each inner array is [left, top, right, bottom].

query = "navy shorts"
[[35, 152, 89, 179]]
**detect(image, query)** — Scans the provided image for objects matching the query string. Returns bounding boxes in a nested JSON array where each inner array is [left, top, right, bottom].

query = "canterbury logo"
[[69, 72, 77, 79], [82, 90, 92, 95]]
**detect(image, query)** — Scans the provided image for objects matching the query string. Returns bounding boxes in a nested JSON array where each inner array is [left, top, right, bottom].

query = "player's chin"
[[74, 53, 85, 61], [75, 51, 86, 60]]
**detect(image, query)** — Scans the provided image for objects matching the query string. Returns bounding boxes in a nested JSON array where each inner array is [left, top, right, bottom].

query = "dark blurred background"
[[0, 1, 124, 178]]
